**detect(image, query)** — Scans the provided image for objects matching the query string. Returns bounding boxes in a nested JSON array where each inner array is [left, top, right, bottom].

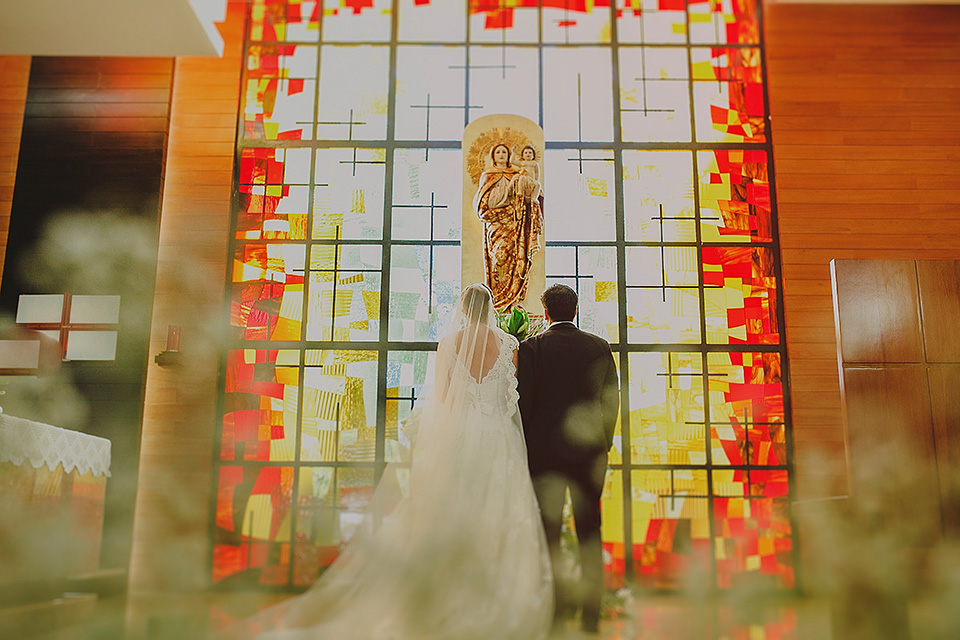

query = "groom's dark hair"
[[541, 284, 577, 321]]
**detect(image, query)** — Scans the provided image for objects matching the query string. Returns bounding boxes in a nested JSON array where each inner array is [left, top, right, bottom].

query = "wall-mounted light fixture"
[[154, 325, 181, 367]]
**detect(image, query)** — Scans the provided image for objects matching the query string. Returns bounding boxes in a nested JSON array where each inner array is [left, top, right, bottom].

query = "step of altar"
[[0, 592, 97, 639], [65, 568, 128, 599]]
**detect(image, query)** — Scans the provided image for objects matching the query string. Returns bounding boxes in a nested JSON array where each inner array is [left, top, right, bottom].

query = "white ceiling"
[[1, 0, 956, 58], [0, 0, 227, 57]]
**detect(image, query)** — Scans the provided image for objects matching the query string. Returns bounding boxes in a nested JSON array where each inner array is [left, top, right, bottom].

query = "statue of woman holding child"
[[472, 143, 543, 311]]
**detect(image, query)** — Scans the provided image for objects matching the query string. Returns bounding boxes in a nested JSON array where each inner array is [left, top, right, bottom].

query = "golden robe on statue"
[[473, 146, 543, 311]]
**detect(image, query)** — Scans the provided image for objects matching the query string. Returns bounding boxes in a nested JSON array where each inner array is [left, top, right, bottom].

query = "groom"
[[517, 284, 620, 635]]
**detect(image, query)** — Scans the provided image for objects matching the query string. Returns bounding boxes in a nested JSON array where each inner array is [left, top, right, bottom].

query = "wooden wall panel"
[[1, 56, 173, 299], [128, 0, 245, 595], [0, 56, 30, 290], [765, 4, 960, 500]]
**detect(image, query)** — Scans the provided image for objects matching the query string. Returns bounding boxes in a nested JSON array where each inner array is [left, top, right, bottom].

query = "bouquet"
[[495, 306, 545, 341]]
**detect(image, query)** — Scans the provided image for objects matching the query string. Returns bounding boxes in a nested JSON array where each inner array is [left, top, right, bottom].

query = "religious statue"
[[472, 142, 543, 311]]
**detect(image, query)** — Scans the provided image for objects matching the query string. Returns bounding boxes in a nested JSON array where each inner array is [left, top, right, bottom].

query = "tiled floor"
[[39, 589, 960, 639], [117, 592, 833, 640], [554, 596, 830, 640]]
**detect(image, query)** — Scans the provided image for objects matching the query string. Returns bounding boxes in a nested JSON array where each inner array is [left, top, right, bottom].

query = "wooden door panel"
[[842, 365, 941, 543], [917, 260, 960, 363], [832, 259, 923, 364]]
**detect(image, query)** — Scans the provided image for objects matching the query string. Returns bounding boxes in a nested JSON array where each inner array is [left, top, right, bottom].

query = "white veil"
[[402, 282, 503, 448], [219, 284, 551, 640]]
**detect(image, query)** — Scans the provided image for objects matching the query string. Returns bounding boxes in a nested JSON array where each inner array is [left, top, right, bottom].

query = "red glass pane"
[[222, 350, 299, 462], [693, 47, 765, 143], [703, 247, 780, 345], [231, 243, 305, 341], [699, 148, 772, 243], [688, 0, 759, 45], [214, 465, 295, 585], [713, 470, 793, 589], [249, 0, 321, 43], [707, 352, 784, 427]]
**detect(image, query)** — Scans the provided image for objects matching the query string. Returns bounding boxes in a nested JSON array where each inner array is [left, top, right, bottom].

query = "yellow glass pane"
[[628, 352, 706, 465]]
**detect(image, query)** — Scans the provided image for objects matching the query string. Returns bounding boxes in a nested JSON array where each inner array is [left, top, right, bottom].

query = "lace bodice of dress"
[[445, 328, 520, 419]]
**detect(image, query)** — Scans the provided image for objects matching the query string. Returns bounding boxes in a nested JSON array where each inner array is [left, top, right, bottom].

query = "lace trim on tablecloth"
[[0, 413, 111, 477]]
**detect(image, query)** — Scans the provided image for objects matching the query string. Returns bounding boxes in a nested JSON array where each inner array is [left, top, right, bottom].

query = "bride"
[[223, 284, 554, 639]]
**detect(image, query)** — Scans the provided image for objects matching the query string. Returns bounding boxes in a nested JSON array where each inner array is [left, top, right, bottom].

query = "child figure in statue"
[[516, 145, 540, 182]]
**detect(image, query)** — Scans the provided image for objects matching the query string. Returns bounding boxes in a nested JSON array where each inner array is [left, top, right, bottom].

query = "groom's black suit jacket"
[[517, 322, 620, 473]]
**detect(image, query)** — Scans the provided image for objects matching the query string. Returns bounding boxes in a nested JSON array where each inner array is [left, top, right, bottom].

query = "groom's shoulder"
[[522, 324, 606, 346], [519, 331, 541, 349], [562, 323, 608, 343]]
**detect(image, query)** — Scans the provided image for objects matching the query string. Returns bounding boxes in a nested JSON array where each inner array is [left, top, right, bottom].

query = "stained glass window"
[[217, 0, 793, 592]]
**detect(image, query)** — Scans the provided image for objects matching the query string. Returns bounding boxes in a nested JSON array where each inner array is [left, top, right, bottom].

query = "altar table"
[[0, 414, 111, 582]]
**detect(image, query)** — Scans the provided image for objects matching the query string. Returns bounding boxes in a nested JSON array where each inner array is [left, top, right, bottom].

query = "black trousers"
[[532, 456, 607, 630]]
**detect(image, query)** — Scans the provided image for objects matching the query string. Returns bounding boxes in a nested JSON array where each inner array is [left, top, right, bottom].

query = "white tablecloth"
[[0, 413, 111, 477]]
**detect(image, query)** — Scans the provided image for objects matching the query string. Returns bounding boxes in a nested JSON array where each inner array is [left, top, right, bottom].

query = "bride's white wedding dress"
[[228, 291, 553, 640]]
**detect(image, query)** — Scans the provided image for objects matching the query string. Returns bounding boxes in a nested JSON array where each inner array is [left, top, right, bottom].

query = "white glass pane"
[[16, 294, 64, 324], [627, 246, 699, 287], [398, 0, 466, 42], [280, 147, 313, 183], [542, 4, 610, 44], [543, 149, 616, 242], [70, 295, 121, 324], [546, 245, 576, 275], [622, 150, 696, 242], [626, 288, 702, 344], [313, 148, 386, 240], [265, 186, 310, 238], [322, 0, 392, 42], [467, 46, 539, 126], [306, 245, 383, 342], [395, 46, 467, 141], [65, 331, 118, 361], [284, 1, 321, 42], [626, 246, 701, 344], [234, 243, 306, 283], [543, 47, 613, 143], [617, 0, 687, 44], [318, 45, 390, 140], [545, 245, 620, 344], [392, 149, 463, 241], [0, 340, 41, 369], [386, 350, 436, 457], [619, 47, 691, 143], [388, 245, 461, 342]]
